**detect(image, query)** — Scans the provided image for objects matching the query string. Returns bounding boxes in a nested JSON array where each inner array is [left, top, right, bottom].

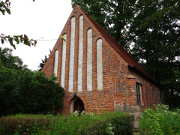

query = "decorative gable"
[[42, 5, 161, 116], [43, 5, 106, 92]]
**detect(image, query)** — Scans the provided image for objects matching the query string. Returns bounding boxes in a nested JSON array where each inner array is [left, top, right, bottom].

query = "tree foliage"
[[0, 47, 64, 116], [130, 0, 180, 108], [0, 0, 37, 49], [38, 49, 51, 71], [72, 0, 136, 50], [0, 0, 11, 15], [0, 34, 37, 49], [0, 47, 26, 70], [72, 0, 180, 108]]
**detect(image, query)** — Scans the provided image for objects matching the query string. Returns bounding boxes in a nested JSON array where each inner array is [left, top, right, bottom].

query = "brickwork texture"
[[42, 5, 161, 115]]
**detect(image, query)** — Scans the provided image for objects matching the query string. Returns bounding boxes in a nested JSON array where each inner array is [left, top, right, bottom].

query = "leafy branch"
[[0, 0, 37, 48], [0, 34, 37, 49], [0, 0, 11, 15]]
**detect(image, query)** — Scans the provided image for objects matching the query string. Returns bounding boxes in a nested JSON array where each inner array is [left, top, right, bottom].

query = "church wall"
[[42, 6, 161, 114]]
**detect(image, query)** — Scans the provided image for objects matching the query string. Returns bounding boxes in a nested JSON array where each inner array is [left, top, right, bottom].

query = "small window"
[[158, 89, 163, 102], [152, 87, 155, 104], [136, 83, 141, 105]]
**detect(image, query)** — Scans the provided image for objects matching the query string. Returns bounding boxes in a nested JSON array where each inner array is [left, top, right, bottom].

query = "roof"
[[76, 5, 156, 84]]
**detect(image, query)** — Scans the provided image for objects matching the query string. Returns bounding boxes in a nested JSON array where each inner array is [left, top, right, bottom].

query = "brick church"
[[42, 5, 161, 115]]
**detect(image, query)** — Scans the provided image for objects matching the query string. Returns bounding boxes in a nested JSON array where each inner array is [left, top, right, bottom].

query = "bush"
[[139, 104, 180, 135], [0, 47, 64, 116], [0, 114, 51, 135], [0, 112, 134, 135], [0, 67, 64, 116], [111, 115, 134, 135], [80, 114, 134, 135]]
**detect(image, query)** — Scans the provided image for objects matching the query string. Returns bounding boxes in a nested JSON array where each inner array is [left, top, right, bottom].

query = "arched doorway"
[[70, 97, 84, 114]]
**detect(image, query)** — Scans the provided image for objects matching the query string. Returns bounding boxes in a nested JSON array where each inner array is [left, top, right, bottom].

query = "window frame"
[[136, 83, 142, 105]]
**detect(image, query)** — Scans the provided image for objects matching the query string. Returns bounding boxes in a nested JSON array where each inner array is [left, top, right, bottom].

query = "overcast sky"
[[0, 0, 72, 70]]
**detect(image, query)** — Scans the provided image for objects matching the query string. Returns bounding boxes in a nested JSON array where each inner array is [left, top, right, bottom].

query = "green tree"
[[130, 0, 180, 108], [0, 47, 64, 116], [0, 47, 26, 70], [38, 55, 48, 71], [72, 0, 136, 50], [38, 49, 51, 71], [0, 0, 37, 49]]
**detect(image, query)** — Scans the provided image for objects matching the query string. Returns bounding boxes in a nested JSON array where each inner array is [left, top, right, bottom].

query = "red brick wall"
[[42, 6, 161, 114]]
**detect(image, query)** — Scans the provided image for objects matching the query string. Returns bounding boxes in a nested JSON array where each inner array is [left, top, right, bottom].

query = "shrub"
[[0, 67, 64, 116], [0, 47, 64, 116], [111, 115, 134, 135], [139, 104, 180, 135], [0, 114, 51, 135], [80, 114, 134, 135], [0, 112, 134, 135], [45, 112, 133, 135]]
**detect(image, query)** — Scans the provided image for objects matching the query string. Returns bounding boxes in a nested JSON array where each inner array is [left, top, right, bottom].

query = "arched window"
[[136, 83, 142, 105], [158, 89, 163, 102]]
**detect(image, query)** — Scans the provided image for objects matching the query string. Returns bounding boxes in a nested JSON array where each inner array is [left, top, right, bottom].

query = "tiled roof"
[[76, 5, 156, 84]]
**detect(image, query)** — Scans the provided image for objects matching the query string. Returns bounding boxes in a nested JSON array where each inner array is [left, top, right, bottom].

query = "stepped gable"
[[76, 5, 154, 83]]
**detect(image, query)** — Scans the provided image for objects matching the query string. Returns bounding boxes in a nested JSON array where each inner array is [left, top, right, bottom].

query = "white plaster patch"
[[87, 29, 92, 91], [54, 49, 59, 77], [69, 17, 75, 92], [97, 39, 103, 90], [78, 15, 83, 92], [61, 34, 67, 88]]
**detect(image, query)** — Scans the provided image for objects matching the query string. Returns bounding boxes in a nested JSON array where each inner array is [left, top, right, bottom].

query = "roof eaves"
[[128, 65, 159, 86]]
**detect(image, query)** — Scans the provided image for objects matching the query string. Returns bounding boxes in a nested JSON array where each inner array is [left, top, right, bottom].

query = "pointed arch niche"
[[61, 34, 67, 88], [97, 38, 103, 90], [54, 49, 59, 77], [69, 16, 76, 92], [87, 28, 92, 91], [70, 96, 84, 113], [78, 15, 83, 92]]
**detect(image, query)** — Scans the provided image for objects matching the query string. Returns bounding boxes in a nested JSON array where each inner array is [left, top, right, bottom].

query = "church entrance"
[[70, 97, 84, 114]]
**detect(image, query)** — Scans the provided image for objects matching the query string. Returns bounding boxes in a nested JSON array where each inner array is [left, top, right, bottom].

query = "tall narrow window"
[[158, 89, 163, 102], [87, 29, 92, 91], [69, 17, 75, 92], [54, 50, 59, 77], [152, 87, 155, 103], [61, 34, 67, 88], [136, 83, 141, 105], [97, 39, 103, 90], [78, 15, 83, 92]]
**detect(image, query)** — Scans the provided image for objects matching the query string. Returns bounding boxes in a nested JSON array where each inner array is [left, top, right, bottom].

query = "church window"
[[136, 83, 142, 105]]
